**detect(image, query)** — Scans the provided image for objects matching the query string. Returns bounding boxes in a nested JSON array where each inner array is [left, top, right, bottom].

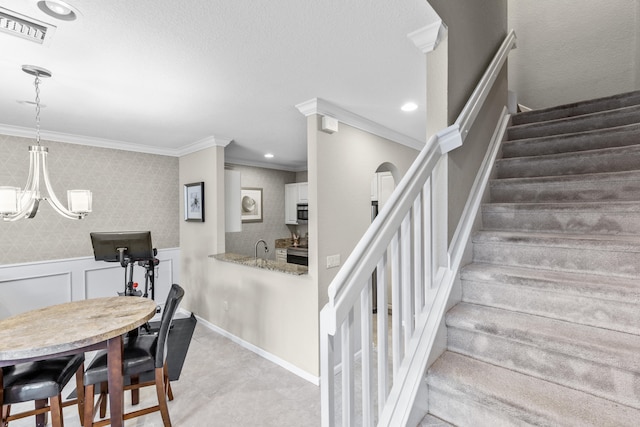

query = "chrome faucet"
[[255, 239, 269, 261]]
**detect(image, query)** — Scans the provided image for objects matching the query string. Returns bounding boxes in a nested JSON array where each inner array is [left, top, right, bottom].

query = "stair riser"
[[448, 328, 640, 410], [428, 386, 536, 427], [461, 280, 640, 334], [511, 91, 640, 125], [482, 208, 640, 235], [496, 147, 640, 179], [502, 124, 640, 158], [473, 241, 640, 278], [490, 179, 640, 203], [507, 107, 640, 140]]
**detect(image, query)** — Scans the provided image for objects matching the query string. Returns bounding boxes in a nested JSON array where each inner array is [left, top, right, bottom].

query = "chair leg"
[[130, 374, 140, 405], [50, 394, 64, 427], [75, 364, 85, 426], [1, 404, 10, 427], [83, 384, 95, 427], [35, 399, 47, 427], [98, 382, 108, 419], [164, 364, 174, 401], [154, 367, 172, 427]]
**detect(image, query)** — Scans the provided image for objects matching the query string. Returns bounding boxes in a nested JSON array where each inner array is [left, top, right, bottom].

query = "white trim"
[[224, 157, 307, 173], [0, 123, 181, 156], [191, 312, 320, 386], [407, 20, 448, 53], [0, 123, 234, 158], [177, 135, 233, 157], [295, 98, 424, 150], [435, 124, 462, 154]]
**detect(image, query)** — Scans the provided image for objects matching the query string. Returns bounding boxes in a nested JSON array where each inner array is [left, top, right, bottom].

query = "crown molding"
[[224, 156, 306, 173], [0, 123, 236, 158], [295, 98, 424, 150], [0, 123, 181, 156], [407, 20, 448, 53], [177, 135, 233, 157]]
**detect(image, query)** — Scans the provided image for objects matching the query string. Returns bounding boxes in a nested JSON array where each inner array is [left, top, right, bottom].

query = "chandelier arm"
[[39, 149, 83, 220], [2, 148, 41, 221]]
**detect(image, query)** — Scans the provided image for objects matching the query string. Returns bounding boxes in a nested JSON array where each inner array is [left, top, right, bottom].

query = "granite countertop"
[[210, 253, 308, 275]]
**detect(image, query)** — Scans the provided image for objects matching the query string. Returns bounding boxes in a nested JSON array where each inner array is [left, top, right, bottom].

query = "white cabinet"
[[285, 182, 308, 225], [275, 248, 287, 263]]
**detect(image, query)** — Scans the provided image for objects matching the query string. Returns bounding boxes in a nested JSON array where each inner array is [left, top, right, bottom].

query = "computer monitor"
[[90, 231, 154, 263]]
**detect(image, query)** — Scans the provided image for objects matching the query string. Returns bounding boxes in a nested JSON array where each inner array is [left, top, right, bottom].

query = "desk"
[[0, 296, 157, 427]]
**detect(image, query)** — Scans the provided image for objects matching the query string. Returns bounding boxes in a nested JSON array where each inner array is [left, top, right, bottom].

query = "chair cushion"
[[2, 354, 84, 404], [84, 334, 157, 386]]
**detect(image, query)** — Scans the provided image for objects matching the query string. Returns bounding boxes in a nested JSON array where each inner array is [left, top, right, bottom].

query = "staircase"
[[425, 91, 640, 426]]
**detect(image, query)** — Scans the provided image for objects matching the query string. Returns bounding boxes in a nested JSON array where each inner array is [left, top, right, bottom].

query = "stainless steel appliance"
[[296, 203, 308, 223], [287, 246, 308, 266]]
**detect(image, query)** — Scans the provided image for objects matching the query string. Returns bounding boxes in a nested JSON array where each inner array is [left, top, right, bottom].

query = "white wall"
[[0, 248, 180, 319], [508, 0, 640, 109]]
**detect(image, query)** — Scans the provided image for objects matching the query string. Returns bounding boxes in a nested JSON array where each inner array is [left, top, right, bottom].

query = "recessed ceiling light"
[[401, 102, 418, 112], [264, 153, 274, 159], [37, 0, 79, 21]]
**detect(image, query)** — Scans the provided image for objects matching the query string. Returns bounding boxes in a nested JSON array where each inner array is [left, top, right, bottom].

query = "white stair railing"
[[320, 30, 516, 427]]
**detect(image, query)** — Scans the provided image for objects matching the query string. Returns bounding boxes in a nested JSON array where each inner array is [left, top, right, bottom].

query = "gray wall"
[[309, 116, 419, 309], [508, 0, 640, 109], [224, 164, 295, 259], [0, 133, 180, 264], [429, 0, 508, 241]]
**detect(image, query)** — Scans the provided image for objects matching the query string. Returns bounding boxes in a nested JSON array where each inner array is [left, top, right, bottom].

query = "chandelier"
[[0, 65, 92, 221]]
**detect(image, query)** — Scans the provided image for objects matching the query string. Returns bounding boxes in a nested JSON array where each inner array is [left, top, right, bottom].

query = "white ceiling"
[[0, 0, 435, 171]]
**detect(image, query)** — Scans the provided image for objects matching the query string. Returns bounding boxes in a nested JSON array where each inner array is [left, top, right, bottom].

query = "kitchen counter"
[[210, 253, 308, 275]]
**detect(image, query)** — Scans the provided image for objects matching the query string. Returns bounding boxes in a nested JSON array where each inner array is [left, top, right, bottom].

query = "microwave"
[[296, 203, 308, 223]]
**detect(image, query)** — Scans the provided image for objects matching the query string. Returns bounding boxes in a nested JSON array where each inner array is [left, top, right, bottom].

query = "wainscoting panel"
[[0, 248, 179, 320], [0, 272, 71, 318]]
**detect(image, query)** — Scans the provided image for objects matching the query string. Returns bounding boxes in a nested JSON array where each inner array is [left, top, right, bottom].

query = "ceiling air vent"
[[0, 7, 56, 45]]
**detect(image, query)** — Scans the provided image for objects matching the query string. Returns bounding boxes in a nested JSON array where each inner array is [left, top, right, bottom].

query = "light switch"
[[326, 254, 341, 269]]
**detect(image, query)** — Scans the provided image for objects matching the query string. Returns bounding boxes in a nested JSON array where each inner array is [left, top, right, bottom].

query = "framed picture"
[[241, 187, 263, 223], [184, 182, 205, 222]]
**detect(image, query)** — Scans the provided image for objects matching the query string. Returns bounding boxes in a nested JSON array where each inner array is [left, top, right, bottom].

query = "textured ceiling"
[[0, 0, 435, 170]]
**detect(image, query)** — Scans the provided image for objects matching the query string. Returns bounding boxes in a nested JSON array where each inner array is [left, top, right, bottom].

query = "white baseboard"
[[185, 309, 320, 386]]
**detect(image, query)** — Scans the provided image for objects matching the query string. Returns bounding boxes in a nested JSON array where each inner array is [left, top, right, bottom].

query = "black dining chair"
[[82, 284, 184, 427], [1, 354, 85, 427]]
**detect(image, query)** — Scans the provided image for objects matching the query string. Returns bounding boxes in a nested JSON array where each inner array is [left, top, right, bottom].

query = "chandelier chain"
[[34, 73, 41, 146]]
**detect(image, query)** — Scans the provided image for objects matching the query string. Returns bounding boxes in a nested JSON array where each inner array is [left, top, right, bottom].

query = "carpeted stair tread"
[[495, 144, 640, 179], [511, 90, 640, 126], [447, 303, 640, 373], [447, 304, 640, 409], [507, 104, 640, 141], [489, 170, 640, 203], [481, 200, 640, 235], [460, 263, 640, 303], [473, 230, 640, 278], [502, 123, 640, 158], [427, 352, 640, 427]]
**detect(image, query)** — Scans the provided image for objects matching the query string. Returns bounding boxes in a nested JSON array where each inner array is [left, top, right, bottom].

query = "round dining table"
[[0, 296, 157, 427]]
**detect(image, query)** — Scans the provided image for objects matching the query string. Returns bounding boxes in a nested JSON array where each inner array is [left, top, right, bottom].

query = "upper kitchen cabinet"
[[285, 182, 308, 225]]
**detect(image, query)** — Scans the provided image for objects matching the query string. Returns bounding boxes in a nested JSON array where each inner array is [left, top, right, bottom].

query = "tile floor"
[[7, 322, 321, 426]]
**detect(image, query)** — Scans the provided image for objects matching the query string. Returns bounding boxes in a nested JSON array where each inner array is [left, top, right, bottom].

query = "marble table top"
[[0, 296, 157, 363]]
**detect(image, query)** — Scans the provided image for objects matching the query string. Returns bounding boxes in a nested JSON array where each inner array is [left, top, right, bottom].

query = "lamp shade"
[[67, 189, 92, 213], [0, 187, 19, 214]]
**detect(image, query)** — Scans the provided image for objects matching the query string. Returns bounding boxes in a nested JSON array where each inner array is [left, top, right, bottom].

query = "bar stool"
[[83, 284, 184, 427], [2, 354, 85, 427]]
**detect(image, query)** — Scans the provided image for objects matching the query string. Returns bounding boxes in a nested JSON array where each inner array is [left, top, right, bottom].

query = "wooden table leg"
[[106, 336, 124, 427]]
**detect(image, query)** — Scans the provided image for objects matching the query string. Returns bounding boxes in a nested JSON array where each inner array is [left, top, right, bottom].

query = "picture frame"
[[241, 187, 263, 223], [184, 182, 205, 222]]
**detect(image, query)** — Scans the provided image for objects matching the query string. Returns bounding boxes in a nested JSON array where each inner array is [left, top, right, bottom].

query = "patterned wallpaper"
[[224, 164, 299, 259], [0, 134, 180, 264]]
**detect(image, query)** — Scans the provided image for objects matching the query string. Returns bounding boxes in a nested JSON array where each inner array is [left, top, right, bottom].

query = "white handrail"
[[320, 29, 517, 427]]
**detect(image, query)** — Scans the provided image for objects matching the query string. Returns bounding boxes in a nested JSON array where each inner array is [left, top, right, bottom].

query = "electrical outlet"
[[326, 254, 341, 269]]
